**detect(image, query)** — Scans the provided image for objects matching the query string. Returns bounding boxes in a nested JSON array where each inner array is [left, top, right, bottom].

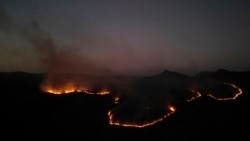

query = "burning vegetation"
[[107, 105, 176, 128], [42, 83, 110, 95], [41, 73, 243, 128], [0, 3, 245, 130]]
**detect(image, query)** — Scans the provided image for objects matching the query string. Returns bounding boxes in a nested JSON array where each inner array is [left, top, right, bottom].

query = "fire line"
[[107, 106, 176, 128], [42, 82, 243, 128]]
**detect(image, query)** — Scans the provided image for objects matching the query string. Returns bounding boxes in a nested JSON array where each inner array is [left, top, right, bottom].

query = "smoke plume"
[[0, 4, 243, 127], [0, 5, 111, 92]]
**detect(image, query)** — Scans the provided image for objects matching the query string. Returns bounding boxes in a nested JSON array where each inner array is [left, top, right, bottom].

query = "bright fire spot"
[[114, 96, 119, 104], [107, 105, 176, 128], [207, 83, 243, 100], [42, 84, 110, 95], [169, 106, 176, 112], [188, 89, 202, 102], [42, 86, 88, 95]]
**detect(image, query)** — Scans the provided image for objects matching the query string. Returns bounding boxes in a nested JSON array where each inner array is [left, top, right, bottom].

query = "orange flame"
[[207, 83, 243, 100], [188, 89, 202, 102], [41, 82, 88, 94], [42, 82, 110, 95], [114, 96, 119, 104], [42, 80, 243, 128], [169, 106, 176, 112], [84, 89, 110, 95], [107, 106, 176, 128], [188, 83, 243, 101]]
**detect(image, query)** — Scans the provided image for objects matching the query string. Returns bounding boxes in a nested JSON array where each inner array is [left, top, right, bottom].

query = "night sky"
[[1, 0, 250, 76]]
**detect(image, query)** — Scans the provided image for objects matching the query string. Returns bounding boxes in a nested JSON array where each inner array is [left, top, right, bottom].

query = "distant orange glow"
[[45, 89, 73, 94], [41, 82, 88, 94], [188, 82, 243, 101], [84, 89, 110, 95], [107, 105, 176, 128], [169, 106, 176, 112], [188, 89, 202, 102], [114, 96, 119, 104], [207, 83, 243, 100], [43, 87, 82, 94], [41, 80, 243, 128], [41, 82, 110, 95]]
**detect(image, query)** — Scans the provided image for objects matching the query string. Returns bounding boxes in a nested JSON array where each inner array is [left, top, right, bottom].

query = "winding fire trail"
[[107, 106, 176, 128], [207, 83, 243, 100], [42, 81, 243, 128], [188, 89, 202, 102]]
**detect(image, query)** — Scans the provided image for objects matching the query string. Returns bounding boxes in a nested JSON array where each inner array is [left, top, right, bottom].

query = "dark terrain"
[[1, 70, 249, 140]]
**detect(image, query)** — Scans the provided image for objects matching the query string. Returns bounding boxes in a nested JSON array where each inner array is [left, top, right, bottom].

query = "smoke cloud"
[[0, 4, 243, 127], [0, 5, 11, 31], [0, 5, 112, 91]]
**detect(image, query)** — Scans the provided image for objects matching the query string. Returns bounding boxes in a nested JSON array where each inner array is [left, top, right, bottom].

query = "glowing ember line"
[[188, 89, 202, 102], [114, 96, 119, 104], [45, 88, 81, 95], [43, 81, 243, 129], [97, 91, 110, 95], [84, 90, 110, 95], [107, 106, 176, 128], [44, 87, 110, 95], [207, 83, 243, 100]]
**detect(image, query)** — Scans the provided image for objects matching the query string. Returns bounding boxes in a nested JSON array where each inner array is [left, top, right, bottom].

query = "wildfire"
[[42, 83, 110, 95], [169, 106, 176, 112], [107, 106, 176, 128], [188, 89, 202, 102], [42, 85, 88, 95], [188, 82, 243, 101], [114, 96, 119, 104], [207, 83, 243, 100], [41, 79, 243, 128], [84, 90, 110, 95], [45, 88, 110, 95]]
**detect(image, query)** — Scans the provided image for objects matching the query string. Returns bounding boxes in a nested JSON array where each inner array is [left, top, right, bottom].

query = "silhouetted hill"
[[158, 69, 188, 78], [0, 70, 249, 140]]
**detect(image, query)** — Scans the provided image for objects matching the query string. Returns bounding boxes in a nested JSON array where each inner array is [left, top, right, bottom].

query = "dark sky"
[[0, 0, 250, 75]]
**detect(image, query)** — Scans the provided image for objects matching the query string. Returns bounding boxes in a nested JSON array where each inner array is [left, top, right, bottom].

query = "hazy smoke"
[[0, 5, 11, 31], [3, 20, 109, 74], [189, 73, 239, 98], [0, 4, 241, 126], [108, 71, 191, 123], [0, 5, 111, 89], [21, 21, 56, 70]]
